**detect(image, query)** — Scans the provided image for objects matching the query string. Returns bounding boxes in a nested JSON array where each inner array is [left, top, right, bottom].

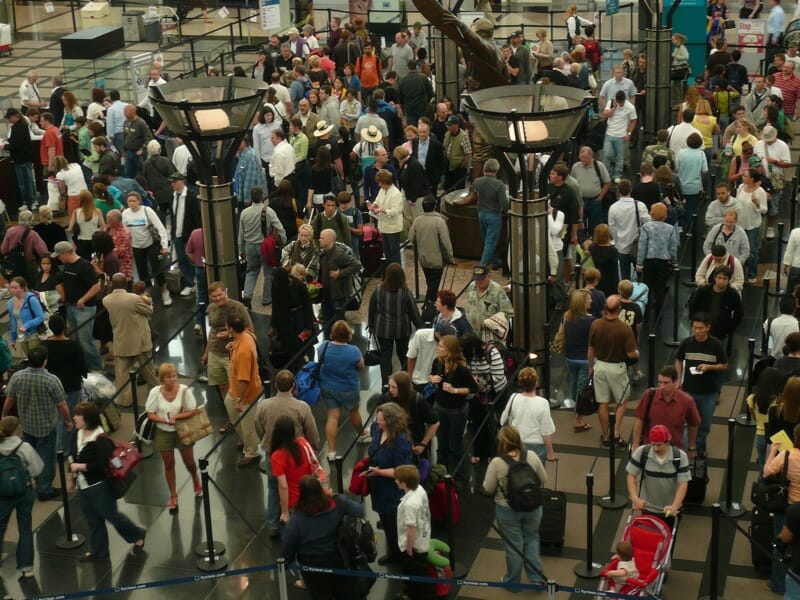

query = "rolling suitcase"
[[0, 24, 12, 55], [750, 507, 774, 574], [684, 457, 708, 504], [165, 268, 182, 294], [360, 220, 384, 277], [539, 460, 566, 555]]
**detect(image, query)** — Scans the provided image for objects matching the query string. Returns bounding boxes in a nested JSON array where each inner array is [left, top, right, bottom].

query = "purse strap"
[[301, 437, 321, 469]]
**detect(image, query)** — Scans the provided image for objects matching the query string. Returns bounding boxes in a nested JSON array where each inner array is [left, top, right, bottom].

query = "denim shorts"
[[321, 387, 360, 411]]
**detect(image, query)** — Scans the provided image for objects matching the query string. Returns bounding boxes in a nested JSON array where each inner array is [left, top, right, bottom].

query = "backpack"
[[0, 441, 28, 498], [500, 452, 542, 512], [486, 340, 516, 382], [334, 494, 377, 597], [135, 411, 156, 444], [639, 444, 682, 485], [0, 228, 30, 281], [0, 337, 12, 376], [295, 341, 330, 406], [583, 38, 602, 71]]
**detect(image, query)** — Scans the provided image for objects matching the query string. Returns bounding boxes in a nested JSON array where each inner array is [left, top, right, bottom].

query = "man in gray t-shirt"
[[468, 158, 508, 269], [626, 425, 690, 519], [387, 33, 415, 79]]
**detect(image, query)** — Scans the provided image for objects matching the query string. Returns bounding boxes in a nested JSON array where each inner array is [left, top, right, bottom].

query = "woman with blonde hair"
[[430, 334, 478, 481], [677, 85, 701, 122], [68, 189, 105, 259], [364, 402, 413, 565], [692, 99, 720, 162], [586, 223, 619, 298], [531, 29, 554, 74], [482, 425, 547, 587], [636, 202, 677, 319], [54, 155, 88, 217], [145, 363, 203, 512], [280, 223, 320, 277], [33, 205, 68, 251], [565, 3, 592, 47], [558, 289, 595, 430]]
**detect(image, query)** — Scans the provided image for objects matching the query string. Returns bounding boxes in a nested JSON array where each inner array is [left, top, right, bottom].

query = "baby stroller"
[[597, 514, 676, 598]]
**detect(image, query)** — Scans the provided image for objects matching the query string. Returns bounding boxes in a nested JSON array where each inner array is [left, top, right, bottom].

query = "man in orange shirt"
[[40, 112, 63, 174], [225, 315, 263, 466], [355, 41, 383, 103]]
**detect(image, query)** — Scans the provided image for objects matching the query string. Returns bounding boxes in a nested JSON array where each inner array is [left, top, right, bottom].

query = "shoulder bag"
[[576, 380, 599, 416], [764, 142, 786, 191], [752, 449, 791, 513], [175, 387, 213, 446], [144, 208, 163, 248], [550, 320, 565, 355], [301, 437, 331, 494]]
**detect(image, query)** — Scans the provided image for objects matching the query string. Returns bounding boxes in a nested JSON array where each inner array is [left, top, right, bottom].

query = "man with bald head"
[[103, 273, 158, 406], [106, 209, 133, 280], [122, 103, 153, 178], [431, 102, 449, 143], [587, 294, 640, 445], [317, 228, 362, 336], [297, 98, 320, 142]]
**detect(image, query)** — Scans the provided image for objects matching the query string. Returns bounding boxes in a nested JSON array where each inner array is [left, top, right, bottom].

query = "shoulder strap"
[[592, 159, 605, 184], [505, 394, 517, 424], [319, 340, 331, 365], [12, 440, 24, 457], [180, 385, 187, 411], [638, 445, 651, 491], [18, 227, 30, 251], [641, 388, 655, 433], [784, 449, 791, 479]]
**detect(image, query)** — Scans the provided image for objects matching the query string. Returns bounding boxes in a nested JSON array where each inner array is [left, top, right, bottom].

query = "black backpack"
[[0, 228, 30, 281], [334, 495, 377, 597], [501, 452, 542, 512], [0, 441, 28, 498]]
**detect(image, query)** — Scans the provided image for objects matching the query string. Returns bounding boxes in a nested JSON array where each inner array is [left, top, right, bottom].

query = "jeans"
[[565, 358, 589, 402], [56, 389, 82, 453], [773, 511, 788, 593], [422, 266, 443, 304], [746, 227, 760, 279], [786, 568, 800, 598], [603, 135, 625, 180], [642, 258, 670, 321], [377, 336, 409, 386], [756, 434, 767, 478], [78, 480, 144, 557], [0, 486, 34, 570], [14, 162, 36, 209], [67, 304, 103, 371], [195, 265, 208, 326], [618, 253, 634, 281], [112, 133, 124, 156], [689, 391, 718, 451], [173, 236, 195, 288], [124, 150, 140, 178], [478, 210, 503, 268], [23, 429, 57, 498], [383, 232, 402, 266], [495, 503, 545, 585], [435, 403, 469, 481], [583, 198, 606, 234], [528, 443, 548, 465], [685, 193, 701, 219], [321, 296, 347, 339], [244, 241, 273, 304], [264, 454, 281, 528]]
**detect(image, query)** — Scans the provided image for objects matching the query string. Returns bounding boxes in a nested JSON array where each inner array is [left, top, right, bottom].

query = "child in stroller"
[[600, 540, 639, 591]]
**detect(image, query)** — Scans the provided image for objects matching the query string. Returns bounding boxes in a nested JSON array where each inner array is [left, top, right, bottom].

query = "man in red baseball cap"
[[626, 424, 690, 527]]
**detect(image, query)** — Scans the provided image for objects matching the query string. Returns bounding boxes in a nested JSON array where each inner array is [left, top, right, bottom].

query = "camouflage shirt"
[[642, 143, 676, 169], [465, 280, 514, 333]]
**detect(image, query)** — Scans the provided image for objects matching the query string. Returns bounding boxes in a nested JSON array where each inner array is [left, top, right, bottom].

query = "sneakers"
[[180, 286, 195, 297], [357, 432, 372, 444], [767, 227, 776, 239], [747, 277, 758, 285], [327, 451, 337, 462], [21, 569, 34, 578], [162, 291, 173, 307], [193, 324, 203, 335], [198, 374, 209, 383]]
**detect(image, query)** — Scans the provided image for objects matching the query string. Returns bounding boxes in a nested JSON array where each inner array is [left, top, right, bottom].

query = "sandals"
[[601, 436, 611, 447], [219, 422, 234, 434], [167, 496, 178, 512], [573, 424, 592, 433], [615, 435, 627, 448]]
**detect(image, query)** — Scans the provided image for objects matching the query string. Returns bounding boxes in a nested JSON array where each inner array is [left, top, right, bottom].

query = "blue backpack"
[[295, 341, 330, 406]]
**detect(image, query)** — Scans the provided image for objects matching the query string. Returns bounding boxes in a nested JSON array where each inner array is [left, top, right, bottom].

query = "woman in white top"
[[548, 203, 565, 254], [736, 168, 768, 283], [68, 189, 105, 260], [499, 367, 556, 464], [252, 106, 281, 186], [482, 425, 548, 587], [146, 363, 203, 512], [121, 191, 171, 306], [54, 156, 88, 218], [86, 87, 107, 124], [565, 3, 593, 46], [367, 168, 404, 265]]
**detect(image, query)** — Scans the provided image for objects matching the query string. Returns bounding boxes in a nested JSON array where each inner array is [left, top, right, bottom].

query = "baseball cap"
[[762, 125, 778, 142], [445, 115, 460, 126], [51, 241, 74, 258], [472, 265, 490, 281], [4, 108, 19, 119], [649, 425, 672, 444], [169, 172, 185, 182]]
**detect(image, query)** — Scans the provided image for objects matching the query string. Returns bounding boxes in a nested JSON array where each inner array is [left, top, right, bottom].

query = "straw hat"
[[361, 125, 383, 143], [313, 120, 336, 137]]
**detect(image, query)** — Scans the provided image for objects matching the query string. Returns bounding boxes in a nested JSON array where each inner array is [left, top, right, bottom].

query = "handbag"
[[550, 323, 565, 355], [294, 341, 331, 405], [670, 65, 689, 81], [752, 449, 791, 513], [330, 171, 345, 195], [301, 437, 331, 494], [144, 208, 163, 247], [364, 336, 381, 366], [175, 404, 213, 446], [349, 456, 371, 496], [765, 143, 787, 191], [629, 198, 642, 261], [575, 380, 599, 416]]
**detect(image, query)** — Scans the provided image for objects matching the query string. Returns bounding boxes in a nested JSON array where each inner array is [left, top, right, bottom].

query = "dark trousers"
[[422, 266, 443, 303], [78, 480, 144, 557], [298, 552, 351, 599], [443, 167, 467, 192], [642, 258, 670, 322], [133, 244, 166, 287], [401, 550, 436, 599], [380, 511, 402, 560], [377, 336, 409, 385], [23, 429, 56, 498]]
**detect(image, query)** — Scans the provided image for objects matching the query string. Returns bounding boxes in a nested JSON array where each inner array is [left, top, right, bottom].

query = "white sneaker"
[[162, 291, 173, 306], [767, 227, 776, 239], [327, 451, 337, 462], [357, 433, 372, 444], [193, 324, 202, 335], [180, 286, 195, 297]]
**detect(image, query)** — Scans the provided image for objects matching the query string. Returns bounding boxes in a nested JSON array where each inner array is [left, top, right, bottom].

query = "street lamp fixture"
[[149, 76, 267, 296]]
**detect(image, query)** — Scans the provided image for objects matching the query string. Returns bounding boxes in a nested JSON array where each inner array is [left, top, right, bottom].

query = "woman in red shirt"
[[271, 415, 315, 524]]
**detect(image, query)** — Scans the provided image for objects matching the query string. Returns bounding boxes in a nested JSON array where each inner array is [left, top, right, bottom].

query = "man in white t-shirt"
[[754, 125, 792, 238], [666, 109, 705, 154], [602, 90, 637, 182], [407, 324, 454, 392], [395, 465, 433, 599], [766, 294, 800, 358]]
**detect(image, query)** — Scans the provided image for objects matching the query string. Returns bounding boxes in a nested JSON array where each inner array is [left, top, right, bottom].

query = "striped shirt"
[[368, 286, 422, 340]]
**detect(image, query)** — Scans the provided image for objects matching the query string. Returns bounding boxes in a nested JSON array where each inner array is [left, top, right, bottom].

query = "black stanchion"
[[760, 287, 770, 356], [199, 301, 208, 347], [195, 457, 227, 570], [647, 333, 655, 389], [574, 472, 602, 578], [128, 370, 153, 459], [698, 503, 725, 600], [774, 222, 785, 296], [543, 322, 551, 406], [574, 263, 582, 289], [598, 412, 627, 509], [444, 475, 468, 578], [412, 243, 423, 301], [334, 455, 344, 494], [665, 267, 682, 347], [791, 177, 798, 230], [55, 451, 85, 549], [690, 212, 699, 280], [720, 418, 745, 517], [736, 338, 757, 427]]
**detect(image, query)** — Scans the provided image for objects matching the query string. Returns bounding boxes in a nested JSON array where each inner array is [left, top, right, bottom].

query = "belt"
[[597, 359, 626, 365]]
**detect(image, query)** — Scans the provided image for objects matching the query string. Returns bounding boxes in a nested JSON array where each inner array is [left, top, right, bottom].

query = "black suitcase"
[[750, 507, 774, 574], [684, 457, 708, 504], [539, 460, 566, 555]]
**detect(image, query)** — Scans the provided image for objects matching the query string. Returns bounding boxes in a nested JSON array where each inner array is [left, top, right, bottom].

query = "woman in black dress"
[[269, 267, 314, 372], [586, 223, 619, 298]]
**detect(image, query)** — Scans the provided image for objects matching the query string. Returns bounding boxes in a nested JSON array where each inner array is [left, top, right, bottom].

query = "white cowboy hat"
[[314, 120, 336, 137], [361, 124, 383, 143]]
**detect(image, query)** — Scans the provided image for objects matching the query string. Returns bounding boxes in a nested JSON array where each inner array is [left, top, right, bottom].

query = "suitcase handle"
[[547, 457, 558, 491]]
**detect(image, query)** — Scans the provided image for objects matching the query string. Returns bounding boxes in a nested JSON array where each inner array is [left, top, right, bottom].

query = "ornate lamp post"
[[148, 77, 267, 296]]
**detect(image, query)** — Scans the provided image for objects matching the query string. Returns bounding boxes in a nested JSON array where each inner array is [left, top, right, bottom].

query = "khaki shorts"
[[593, 360, 630, 404], [153, 426, 193, 452], [207, 351, 230, 387]]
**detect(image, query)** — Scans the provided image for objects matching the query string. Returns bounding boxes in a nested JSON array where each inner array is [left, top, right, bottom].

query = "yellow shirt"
[[692, 116, 717, 149], [732, 133, 758, 156]]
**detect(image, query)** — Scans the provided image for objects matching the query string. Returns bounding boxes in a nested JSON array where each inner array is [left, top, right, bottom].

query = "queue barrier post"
[[760, 286, 770, 356], [334, 455, 344, 494], [574, 263, 582, 289], [647, 334, 655, 389], [547, 578, 557, 600], [129, 370, 153, 459], [412, 242, 423, 302], [573, 472, 602, 578], [775, 222, 785, 296], [736, 338, 756, 427], [720, 418, 745, 518], [195, 457, 228, 571], [690, 212, 699, 280], [665, 267, 681, 347], [55, 451, 85, 549], [791, 176, 798, 230], [698, 503, 725, 600], [598, 412, 626, 510], [277, 557, 289, 600], [444, 475, 469, 578]]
